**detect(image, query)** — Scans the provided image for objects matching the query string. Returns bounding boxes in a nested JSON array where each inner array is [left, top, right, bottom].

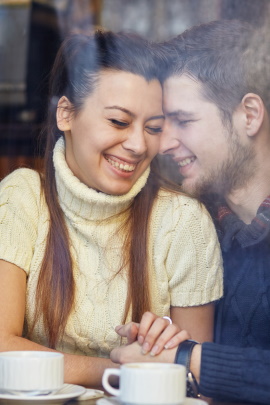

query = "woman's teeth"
[[178, 157, 195, 167], [106, 157, 136, 172]]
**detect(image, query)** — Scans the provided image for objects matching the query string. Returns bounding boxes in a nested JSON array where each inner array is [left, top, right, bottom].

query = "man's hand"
[[115, 311, 191, 356]]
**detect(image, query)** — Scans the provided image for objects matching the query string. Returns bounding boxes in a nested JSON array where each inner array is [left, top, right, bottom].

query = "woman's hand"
[[115, 311, 191, 356], [111, 340, 178, 364]]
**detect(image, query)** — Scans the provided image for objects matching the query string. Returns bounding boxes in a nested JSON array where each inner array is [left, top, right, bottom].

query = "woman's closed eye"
[[109, 119, 129, 128], [145, 126, 163, 135]]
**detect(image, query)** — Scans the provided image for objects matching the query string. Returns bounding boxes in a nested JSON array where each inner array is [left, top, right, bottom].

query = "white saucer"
[[97, 397, 207, 405], [76, 388, 104, 401], [0, 384, 85, 402]]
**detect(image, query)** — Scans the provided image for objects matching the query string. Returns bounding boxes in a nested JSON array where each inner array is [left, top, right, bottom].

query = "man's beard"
[[181, 130, 256, 199]]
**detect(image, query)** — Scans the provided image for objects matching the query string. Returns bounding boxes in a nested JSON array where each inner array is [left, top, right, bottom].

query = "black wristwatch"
[[174, 339, 200, 398]]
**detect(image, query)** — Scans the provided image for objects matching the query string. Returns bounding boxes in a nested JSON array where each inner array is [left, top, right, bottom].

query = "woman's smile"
[[104, 154, 137, 173]]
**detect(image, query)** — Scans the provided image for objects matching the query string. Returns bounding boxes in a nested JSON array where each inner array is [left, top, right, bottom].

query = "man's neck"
[[223, 116, 270, 223], [225, 177, 270, 224]]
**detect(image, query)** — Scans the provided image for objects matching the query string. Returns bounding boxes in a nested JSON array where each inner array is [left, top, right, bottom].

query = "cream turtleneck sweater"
[[0, 138, 223, 357]]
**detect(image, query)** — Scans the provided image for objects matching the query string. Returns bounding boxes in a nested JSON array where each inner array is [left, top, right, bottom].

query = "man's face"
[[161, 74, 255, 197]]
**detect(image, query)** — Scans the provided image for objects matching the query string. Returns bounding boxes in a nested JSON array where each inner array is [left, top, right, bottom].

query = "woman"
[[0, 30, 223, 387]]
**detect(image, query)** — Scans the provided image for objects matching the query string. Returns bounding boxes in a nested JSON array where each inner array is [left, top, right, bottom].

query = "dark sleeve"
[[200, 342, 270, 404]]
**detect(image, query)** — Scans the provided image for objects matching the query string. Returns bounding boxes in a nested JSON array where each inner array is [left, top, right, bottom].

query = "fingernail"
[[150, 345, 159, 356], [138, 335, 144, 345], [164, 341, 172, 349], [142, 342, 150, 354]]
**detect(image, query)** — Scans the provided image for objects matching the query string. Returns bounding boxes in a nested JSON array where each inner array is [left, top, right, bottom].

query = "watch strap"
[[174, 339, 199, 398]]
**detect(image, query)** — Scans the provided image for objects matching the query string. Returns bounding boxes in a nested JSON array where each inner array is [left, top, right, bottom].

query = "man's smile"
[[177, 156, 196, 167]]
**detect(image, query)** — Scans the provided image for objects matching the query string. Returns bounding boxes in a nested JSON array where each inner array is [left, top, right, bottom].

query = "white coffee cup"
[[0, 351, 64, 396], [102, 363, 186, 405]]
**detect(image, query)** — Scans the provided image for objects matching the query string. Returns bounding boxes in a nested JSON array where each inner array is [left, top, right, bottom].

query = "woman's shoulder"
[[153, 188, 217, 237], [1, 168, 41, 189], [0, 168, 42, 201], [156, 188, 207, 216]]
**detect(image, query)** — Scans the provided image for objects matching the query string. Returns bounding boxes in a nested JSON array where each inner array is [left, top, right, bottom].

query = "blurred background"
[[0, 0, 269, 179]]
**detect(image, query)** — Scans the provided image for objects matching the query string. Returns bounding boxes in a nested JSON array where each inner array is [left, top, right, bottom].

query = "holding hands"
[[112, 311, 190, 363]]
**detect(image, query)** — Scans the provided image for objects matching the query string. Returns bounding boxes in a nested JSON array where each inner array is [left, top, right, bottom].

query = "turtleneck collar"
[[53, 137, 150, 221]]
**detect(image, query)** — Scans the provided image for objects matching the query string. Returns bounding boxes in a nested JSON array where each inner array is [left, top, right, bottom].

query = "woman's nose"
[[122, 128, 147, 155]]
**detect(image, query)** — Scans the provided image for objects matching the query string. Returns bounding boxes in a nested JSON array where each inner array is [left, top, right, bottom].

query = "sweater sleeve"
[[0, 169, 41, 273], [200, 342, 270, 404], [158, 194, 223, 307]]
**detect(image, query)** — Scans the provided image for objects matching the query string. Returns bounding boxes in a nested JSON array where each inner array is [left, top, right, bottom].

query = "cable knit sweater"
[[0, 138, 223, 357], [199, 199, 270, 404]]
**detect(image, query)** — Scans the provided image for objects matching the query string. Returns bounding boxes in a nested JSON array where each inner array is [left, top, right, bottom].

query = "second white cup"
[[102, 362, 186, 405]]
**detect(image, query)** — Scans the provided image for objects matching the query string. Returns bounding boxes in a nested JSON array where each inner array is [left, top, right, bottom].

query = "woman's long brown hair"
[[31, 31, 181, 349]]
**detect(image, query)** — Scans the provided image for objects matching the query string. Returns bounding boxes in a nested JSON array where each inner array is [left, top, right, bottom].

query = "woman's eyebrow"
[[105, 106, 164, 122], [145, 115, 165, 122], [105, 106, 135, 118]]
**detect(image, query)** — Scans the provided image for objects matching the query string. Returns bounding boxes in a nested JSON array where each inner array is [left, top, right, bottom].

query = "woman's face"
[[57, 70, 164, 195]]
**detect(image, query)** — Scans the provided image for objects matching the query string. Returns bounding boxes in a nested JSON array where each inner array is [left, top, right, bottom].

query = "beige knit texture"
[[0, 138, 223, 357]]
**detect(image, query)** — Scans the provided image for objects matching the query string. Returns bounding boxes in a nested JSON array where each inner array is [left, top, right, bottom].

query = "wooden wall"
[[1, 0, 269, 180]]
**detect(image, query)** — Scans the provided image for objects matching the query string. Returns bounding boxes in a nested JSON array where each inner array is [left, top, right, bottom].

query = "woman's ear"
[[56, 96, 72, 132], [241, 93, 265, 137]]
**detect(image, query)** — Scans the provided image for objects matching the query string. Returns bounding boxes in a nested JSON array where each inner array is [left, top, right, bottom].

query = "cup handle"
[[102, 368, 121, 397]]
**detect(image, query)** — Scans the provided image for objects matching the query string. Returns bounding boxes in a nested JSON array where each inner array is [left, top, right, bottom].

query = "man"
[[111, 20, 270, 404]]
